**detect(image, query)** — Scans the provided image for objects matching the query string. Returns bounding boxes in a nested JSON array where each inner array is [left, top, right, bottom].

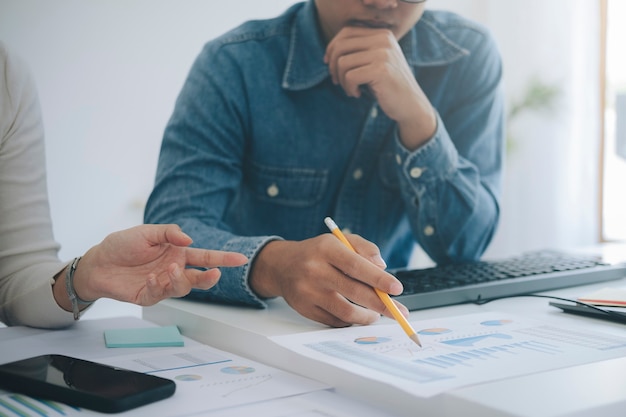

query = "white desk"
[[143, 246, 626, 417], [0, 317, 399, 417]]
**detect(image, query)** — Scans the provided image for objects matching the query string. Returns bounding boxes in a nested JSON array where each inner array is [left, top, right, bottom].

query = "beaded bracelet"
[[64, 257, 93, 320]]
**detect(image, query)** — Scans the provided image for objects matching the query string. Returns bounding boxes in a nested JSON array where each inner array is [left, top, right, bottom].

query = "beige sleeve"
[[0, 41, 75, 328]]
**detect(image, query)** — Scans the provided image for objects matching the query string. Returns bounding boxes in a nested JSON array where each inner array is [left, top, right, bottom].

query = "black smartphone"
[[549, 301, 626, 324], [0, 354, 176, 413]]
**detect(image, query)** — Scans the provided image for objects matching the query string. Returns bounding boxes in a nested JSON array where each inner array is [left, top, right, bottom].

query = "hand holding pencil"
[[248, 216, 413, 329], [324, 217, 422, 347]]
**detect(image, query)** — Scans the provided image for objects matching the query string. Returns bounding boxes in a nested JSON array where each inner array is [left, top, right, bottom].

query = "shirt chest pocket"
[[250, 163, 328, 207]]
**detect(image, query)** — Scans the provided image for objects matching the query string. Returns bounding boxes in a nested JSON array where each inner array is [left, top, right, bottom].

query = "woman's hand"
[[69, 224, 248, 306]]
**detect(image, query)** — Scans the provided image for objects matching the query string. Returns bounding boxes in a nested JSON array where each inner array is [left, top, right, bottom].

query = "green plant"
[[507, 76, 561, 153]]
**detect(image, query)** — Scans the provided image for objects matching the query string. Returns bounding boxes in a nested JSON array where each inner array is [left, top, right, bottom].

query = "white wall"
[[484, 0, 601, 258], [0, 0, 299, 262], [0, 1, 602, 275]]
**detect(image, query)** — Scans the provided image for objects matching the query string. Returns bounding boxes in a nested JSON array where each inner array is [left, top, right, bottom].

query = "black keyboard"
[[390, 251, 626, 311]]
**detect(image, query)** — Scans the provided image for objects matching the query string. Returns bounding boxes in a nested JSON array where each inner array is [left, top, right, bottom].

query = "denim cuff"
[[394, 112, 459, 184], [186, 235, 283, 308], [224, 235, 283, 307]]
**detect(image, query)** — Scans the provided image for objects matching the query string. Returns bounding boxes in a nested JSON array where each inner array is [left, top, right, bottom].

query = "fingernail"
[[389, 281, 403, 295], [370, 254, 387, 268]]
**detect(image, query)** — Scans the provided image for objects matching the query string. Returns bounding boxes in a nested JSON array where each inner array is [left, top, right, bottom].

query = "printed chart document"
[[0, 389, 398, 417], [0, 317, 329, 417], [99, 346, 328, 416], [271, 311, 626, 398]]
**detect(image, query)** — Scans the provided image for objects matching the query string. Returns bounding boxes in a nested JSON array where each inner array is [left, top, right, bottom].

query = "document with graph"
[[271, 312, 626, 397], [0, 346, 329, 417], [0, 317, 329, 417]]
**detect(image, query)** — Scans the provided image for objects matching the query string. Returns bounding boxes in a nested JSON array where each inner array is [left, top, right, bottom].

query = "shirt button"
[[353, 168, 363, 180], [395, 154, 402, 165], [423, 225, 435, 236], [343, 228, 352, 235], [370, 106, 378, 119], [267, 183, 279, 197], [410, 167, 423, 178]]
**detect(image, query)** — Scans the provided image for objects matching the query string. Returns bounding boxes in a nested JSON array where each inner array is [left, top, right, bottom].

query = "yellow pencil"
[[323, 217, 422, 347]]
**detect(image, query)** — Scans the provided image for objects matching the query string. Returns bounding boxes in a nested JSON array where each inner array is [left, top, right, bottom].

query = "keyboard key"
[[390, 251, 626, 311]]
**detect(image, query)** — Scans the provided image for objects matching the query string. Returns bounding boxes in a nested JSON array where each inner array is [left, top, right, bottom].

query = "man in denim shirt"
[[145, 0, 504, 327]]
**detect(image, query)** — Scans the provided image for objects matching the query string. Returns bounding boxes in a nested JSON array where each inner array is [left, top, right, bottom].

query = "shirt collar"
[[283, 2, 470, 92], [403, 12, 470, 67]]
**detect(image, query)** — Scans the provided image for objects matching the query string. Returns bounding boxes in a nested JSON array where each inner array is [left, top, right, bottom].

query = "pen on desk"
[[323, 217, 422, 347]]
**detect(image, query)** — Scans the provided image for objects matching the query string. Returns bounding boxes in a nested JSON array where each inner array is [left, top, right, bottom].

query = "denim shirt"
[[145, 1, 505, 308]]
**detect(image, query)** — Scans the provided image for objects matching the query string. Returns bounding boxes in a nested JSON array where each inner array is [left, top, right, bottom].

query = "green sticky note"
[[104, 325, 184, 348]]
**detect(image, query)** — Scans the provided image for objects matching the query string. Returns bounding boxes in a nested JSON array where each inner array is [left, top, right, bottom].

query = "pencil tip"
[[410, 334, 422, 347]]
